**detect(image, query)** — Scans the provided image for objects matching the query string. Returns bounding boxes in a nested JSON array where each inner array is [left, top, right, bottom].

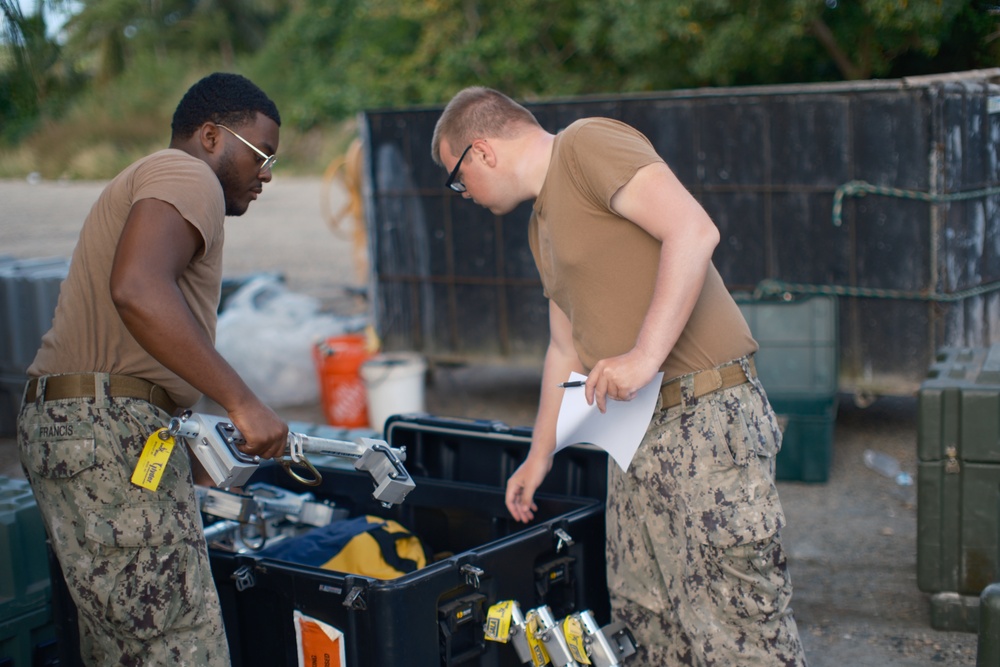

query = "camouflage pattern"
[[607, 356, 807, 666], [17, 374, 230, 667]]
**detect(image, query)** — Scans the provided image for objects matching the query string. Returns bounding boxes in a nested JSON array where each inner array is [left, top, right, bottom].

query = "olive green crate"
[[917, 345, 1000, 597]]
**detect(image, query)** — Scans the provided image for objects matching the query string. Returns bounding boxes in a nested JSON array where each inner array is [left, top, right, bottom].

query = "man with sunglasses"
[[432, 87, 808, 666], [17, 72, 284, 666]]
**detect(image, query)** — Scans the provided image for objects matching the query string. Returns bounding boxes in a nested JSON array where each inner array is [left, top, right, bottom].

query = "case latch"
[[461, 564, 485, 589], [343, 585, 367, 610], [231, 564, 256, 592], [554, 527, 574, 552], [945, 446, 961, 474]]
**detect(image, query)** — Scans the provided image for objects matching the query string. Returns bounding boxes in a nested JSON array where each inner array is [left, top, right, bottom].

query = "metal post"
[[977, 582, 1000, 666]]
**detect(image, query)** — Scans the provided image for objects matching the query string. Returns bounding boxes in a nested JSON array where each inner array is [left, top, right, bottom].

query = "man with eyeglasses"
[[432, 88, 808, 666], [17, 72, 285, 666]]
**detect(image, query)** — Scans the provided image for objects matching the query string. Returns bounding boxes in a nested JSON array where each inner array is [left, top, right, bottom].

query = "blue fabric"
[[258, 516, 383, 567]]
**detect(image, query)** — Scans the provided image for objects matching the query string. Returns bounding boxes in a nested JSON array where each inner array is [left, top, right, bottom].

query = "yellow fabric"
[[320, 516, 427, 579]]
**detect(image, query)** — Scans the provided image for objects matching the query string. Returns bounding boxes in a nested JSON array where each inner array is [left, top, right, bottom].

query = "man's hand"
[[586, 348, 661, 413], [505, 453, 553, 523], [228, 401, 288, 460]]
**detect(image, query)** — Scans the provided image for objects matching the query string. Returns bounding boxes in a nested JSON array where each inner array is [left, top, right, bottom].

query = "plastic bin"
[[736, 294, 839, 401], [0, 256, 68, 434], [737, 294, 839, 482], [0, 477, 51, 624], [770, 396, 838, 483], [0, 257, 69, 376], [0, 604, 57, 667], [0, 374, 25, 438]]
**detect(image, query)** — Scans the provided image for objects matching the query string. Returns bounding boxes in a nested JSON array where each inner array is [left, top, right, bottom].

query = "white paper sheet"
[[555, 371, 664, 471]]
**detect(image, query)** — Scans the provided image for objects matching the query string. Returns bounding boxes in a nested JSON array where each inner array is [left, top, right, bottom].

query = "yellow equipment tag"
[[563, 615, 591, 664], [524, 611, 551, 667], [131, 429, 175, 491], [484, 600, 515, 643]]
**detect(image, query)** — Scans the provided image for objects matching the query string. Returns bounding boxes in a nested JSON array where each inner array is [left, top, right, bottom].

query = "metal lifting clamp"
[[167, 410, 415, 507]]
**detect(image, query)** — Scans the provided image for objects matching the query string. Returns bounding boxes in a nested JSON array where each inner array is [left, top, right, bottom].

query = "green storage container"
[[770, 396, 837, 483], [0, 477, 50, 623], [736, 295, 839, 482], [0, 603, 56, 667], [736, 294, 839, 401], [917, 345, 1000, 598]]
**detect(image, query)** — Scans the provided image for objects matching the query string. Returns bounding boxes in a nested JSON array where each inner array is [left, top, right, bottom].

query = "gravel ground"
[[0, 176, 982, 666]]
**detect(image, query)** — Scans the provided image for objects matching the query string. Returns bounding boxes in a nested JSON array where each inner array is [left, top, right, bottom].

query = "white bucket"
[[359, 352, 427, 433]]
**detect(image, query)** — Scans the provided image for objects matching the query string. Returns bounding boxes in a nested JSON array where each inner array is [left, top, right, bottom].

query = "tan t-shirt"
[[528, 118, 757, 380], [28, 149, 226, 407]]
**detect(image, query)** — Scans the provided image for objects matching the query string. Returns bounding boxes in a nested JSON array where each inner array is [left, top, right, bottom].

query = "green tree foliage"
[[59, 0, 291, 83], [2, 0, 997, 166], [249, 0, 996, 130], [0, 0, 80, 141]]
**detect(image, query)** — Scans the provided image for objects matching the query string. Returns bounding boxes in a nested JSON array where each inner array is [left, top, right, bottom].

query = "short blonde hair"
[[431, 87, 540, 165]]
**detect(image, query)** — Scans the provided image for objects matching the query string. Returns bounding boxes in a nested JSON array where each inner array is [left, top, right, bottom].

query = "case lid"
[[384, 414, 608, 500]]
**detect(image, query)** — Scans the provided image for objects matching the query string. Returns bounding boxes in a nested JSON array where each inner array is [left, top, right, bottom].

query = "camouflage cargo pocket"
[[710, 390, 780, 469], [694, 529, 792, 626], [82, 502, 207, 641], [22, 420, 97, 479], [606, 510, 670, 612]]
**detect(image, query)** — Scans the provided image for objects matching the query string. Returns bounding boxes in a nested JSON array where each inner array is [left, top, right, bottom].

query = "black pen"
[[558, 380, 586, 388]]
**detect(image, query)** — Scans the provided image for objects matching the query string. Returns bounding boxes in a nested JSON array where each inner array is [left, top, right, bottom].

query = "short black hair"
[[171, 72, 281, 139]]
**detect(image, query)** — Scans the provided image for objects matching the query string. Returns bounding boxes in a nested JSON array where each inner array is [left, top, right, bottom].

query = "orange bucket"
[[314, 334, 373, 428]]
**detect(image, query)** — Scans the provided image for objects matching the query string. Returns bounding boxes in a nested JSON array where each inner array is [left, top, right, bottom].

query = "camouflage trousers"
[[607, 356, 807, 666], [17, 374, 231, 667]]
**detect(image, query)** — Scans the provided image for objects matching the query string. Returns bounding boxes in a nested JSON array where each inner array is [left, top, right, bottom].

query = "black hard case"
[[212, 464, 608, 667], [51, 415, 612, 667]]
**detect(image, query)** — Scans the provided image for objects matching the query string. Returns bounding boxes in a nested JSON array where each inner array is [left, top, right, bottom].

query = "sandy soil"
[[0, 176, 980, 666]]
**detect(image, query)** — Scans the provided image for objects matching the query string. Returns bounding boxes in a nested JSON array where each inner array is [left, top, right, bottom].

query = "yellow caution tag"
[[525, 611, 551, 667], [484, 600, 515, 643], [131, 429, 175, 491], [563, 615, 591, 664]]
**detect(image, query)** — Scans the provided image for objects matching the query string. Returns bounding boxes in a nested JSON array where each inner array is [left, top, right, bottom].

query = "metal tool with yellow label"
[[564, 610, 637, 667], [488, 603, 637, 667], [524, 610, 552, 667], [484, 600, 534, 664], [167, 410, 414, 506], [533, 605, 580, 667]]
